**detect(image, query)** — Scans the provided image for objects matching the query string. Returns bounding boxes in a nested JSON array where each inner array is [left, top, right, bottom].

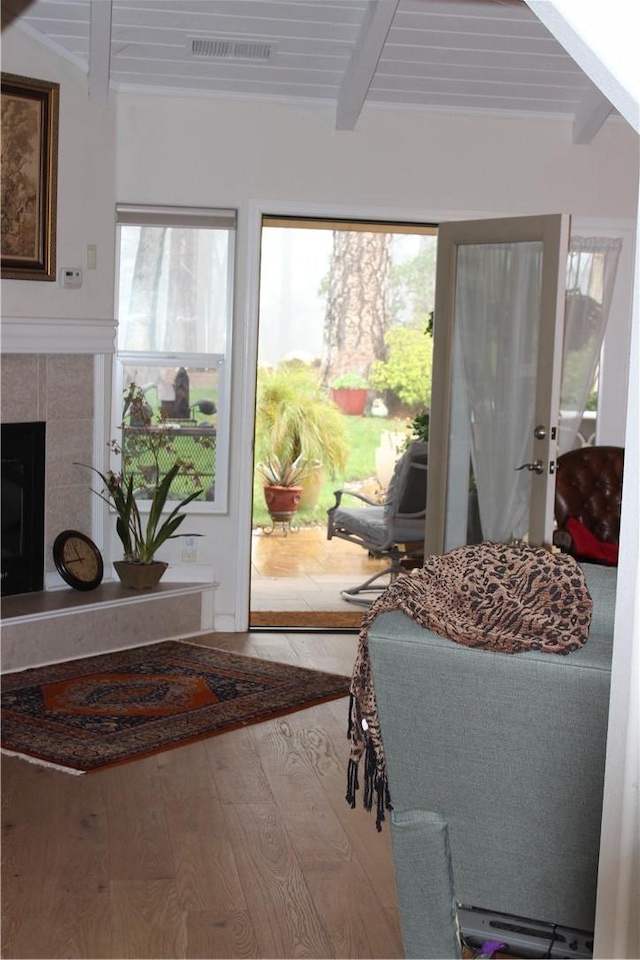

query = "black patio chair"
[[326, 441, 428, 606]]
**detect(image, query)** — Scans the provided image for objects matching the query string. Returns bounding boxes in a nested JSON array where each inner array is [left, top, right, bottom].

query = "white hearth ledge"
[[1, 581, 218, 672], [1, 316, 117, 354], [0, 580, 215, 627]]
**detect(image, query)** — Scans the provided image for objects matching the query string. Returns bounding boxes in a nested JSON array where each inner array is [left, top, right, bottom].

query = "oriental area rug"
[[0, 641, 350, 774]]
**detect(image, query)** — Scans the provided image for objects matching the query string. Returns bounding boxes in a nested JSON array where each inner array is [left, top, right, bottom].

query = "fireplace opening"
[[1, 422, 46, 597]]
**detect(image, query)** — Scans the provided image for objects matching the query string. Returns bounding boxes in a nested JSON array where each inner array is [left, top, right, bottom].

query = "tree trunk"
[[167, 228, 198, 351], [127, 227, 167, 350], [321, 231, 391, 386]]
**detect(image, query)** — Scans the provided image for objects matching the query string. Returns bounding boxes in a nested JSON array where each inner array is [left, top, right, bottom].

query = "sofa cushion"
[[581, 562, 617, 637], [330, 505, 387, 547]]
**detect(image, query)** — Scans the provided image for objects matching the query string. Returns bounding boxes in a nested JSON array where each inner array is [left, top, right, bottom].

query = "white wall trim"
[[233, 203, 263, 632], [1, 317, 117, 354]]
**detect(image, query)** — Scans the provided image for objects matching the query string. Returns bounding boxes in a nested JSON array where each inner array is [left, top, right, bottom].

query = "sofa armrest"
[[390, 809, 461, 959], [368, 612, 612, 932]]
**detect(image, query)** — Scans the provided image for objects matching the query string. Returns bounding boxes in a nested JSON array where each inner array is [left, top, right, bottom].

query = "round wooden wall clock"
[[53, 530, 104, 591]]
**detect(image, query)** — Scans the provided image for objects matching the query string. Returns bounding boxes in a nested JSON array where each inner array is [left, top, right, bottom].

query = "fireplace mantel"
[[1, 316, 117, 354]]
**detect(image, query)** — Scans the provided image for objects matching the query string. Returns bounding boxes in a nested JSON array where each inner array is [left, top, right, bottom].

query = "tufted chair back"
[[554, 446, 624, 561]]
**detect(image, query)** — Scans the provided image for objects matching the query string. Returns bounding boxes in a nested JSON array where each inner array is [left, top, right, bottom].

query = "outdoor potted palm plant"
[[255, 361, 348, 515], [79, 383, 203, 589]]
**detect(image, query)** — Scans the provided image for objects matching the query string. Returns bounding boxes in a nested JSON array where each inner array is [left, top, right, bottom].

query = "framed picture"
[[1, 73, 59, 280]]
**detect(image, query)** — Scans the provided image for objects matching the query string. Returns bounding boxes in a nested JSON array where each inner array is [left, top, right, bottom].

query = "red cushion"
[[566, 517, 619, 564]]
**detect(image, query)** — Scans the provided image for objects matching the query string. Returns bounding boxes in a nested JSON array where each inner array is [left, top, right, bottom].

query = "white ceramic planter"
[[375, 431, 406, 491]]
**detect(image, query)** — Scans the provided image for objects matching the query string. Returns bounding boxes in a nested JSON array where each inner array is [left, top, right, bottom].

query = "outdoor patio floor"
[[249, 524, 390, 627]]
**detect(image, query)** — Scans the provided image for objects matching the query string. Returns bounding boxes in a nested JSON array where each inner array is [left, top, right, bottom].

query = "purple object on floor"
[[477, 941, 507, 958]]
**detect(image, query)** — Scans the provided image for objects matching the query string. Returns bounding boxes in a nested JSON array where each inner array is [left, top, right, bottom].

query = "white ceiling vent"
[[189, 38, 276, 61]]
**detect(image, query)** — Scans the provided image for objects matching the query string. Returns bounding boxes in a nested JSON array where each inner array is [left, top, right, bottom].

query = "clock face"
[[53, 531, 104, 591]]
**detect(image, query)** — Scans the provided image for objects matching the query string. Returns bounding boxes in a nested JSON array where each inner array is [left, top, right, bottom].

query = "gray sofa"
[[368, 562, 616, 959]]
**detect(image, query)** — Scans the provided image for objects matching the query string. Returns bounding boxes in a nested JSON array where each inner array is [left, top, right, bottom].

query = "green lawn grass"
[[252, 414, 406, 528], [123, 410, 408, 523]]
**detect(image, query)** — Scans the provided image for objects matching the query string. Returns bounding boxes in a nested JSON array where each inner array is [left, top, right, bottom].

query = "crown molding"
[[0, 316, 117, 354]]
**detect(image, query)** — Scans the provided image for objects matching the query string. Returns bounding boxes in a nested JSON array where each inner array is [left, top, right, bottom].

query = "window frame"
[[113, 204, 235, 514]]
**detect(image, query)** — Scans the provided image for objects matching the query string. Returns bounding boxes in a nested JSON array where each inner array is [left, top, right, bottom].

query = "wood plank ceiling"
[[11, 0, 616, 140]]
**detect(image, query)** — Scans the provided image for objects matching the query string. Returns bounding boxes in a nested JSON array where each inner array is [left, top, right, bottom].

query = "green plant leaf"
[[75, 424, 203, 565], [255, 364, 348, 479]]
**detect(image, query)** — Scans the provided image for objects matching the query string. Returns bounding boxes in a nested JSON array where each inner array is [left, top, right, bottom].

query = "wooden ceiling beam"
[[89, 0, 113, 106], [573, 86, 614, 144], [336, 0, 399, 131]]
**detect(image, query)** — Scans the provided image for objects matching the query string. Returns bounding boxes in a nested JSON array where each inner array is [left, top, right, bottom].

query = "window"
[[114, 205, 235, 511]]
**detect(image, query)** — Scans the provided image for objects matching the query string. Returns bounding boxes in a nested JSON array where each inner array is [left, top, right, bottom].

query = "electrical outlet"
[[181, 536, 198, 563]]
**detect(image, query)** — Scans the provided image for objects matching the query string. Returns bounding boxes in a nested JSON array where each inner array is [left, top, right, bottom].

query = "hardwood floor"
[[1, 631, 404, 959]]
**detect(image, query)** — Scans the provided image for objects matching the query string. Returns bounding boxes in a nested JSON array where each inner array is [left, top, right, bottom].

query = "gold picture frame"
[[1, 73, 59, 280]]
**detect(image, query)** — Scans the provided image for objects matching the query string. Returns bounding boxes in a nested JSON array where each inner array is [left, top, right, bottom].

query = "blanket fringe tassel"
[[346, 758, 359, 809], [346, 736, 392, 832]]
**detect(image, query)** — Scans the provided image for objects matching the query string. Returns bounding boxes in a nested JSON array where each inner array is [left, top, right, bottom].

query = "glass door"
[[426, 214, 571, 555]]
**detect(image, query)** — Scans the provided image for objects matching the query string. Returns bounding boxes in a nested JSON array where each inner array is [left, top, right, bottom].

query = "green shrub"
[[369, 327, 433, 408], [330, 372, 368, 389]]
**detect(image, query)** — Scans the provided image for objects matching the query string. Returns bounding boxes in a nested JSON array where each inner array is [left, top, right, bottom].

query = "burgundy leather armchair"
[[553, 445, 624, 564]]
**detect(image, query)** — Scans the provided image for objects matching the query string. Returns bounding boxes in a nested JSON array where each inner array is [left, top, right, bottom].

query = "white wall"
[[0, 25, 117, 321], [116, 91, 638, 628], [117, 94, 639, 216]]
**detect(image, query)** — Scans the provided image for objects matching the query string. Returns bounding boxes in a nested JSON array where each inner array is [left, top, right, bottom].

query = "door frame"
[[235, 200, 492, 632]]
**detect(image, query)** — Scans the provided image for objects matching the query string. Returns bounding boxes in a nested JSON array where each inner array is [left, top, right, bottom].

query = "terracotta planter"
[[114, 560, 168, 590], [263, 484, 303, 523], [331, 387, 368, 416]]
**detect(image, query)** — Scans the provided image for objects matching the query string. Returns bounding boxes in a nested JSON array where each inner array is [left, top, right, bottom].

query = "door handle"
[[515, 460, 544, 475]]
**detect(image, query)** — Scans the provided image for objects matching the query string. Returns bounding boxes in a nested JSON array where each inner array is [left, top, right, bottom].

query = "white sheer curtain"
[[454, 242, 543, 542], [559, 237, 622, 453]]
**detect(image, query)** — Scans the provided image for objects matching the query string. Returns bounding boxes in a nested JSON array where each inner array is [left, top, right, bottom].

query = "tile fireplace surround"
[[0, 317, 212, 672]]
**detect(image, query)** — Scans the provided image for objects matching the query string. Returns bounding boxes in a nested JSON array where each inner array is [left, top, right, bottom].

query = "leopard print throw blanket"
[[346, 542, 593, 830]]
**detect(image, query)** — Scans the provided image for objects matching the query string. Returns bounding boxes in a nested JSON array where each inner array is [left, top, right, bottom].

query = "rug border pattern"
[[1, 641, 350, 773]]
